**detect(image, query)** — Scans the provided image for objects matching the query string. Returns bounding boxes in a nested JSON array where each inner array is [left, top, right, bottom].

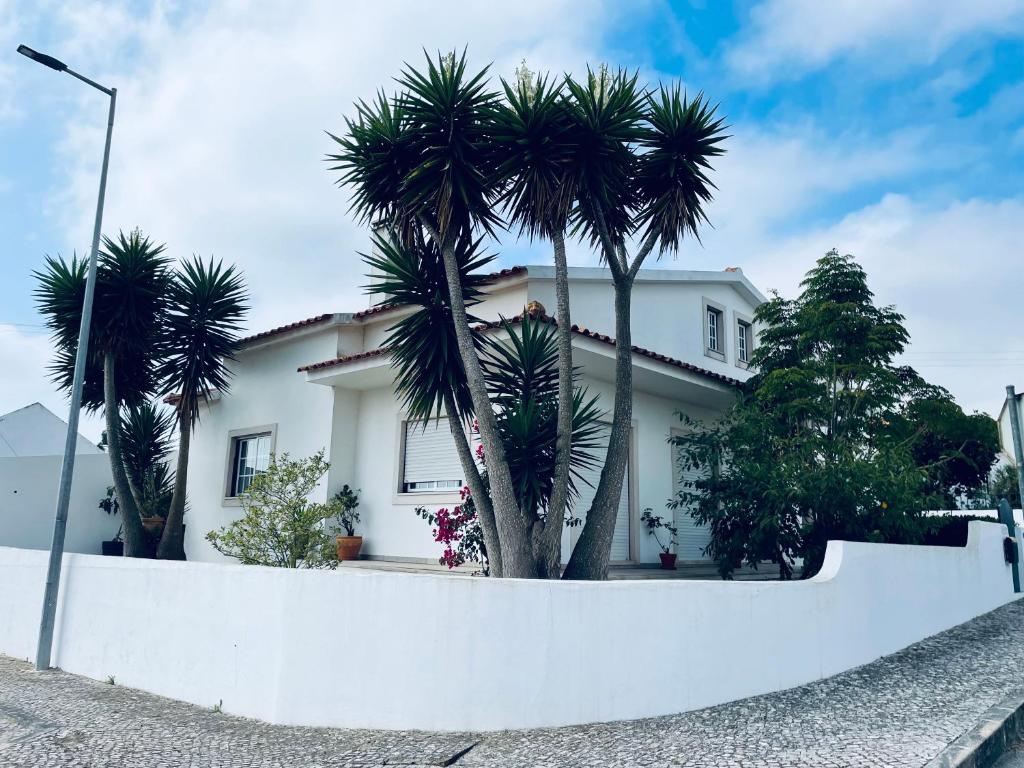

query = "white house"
[[182, 263, 766, 566], [0, 403, 118, 554]]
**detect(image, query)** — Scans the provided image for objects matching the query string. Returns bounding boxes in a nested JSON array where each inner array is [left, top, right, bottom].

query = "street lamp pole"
[[17, 44, 117, 671]]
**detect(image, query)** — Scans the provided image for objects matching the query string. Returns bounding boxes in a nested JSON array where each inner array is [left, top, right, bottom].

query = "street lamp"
[[18, 44, 117, 671]]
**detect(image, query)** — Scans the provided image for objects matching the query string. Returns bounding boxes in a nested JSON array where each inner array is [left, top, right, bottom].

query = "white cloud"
[[726, 0, 1024, 82], [51, 0, 615, 332], [0, 325, 104, 442]]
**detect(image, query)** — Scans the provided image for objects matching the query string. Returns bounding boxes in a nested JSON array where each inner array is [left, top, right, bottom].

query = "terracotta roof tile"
[[240, 313, 336, 345], [299, 310, 741, 387], [352, 266, 528, 320], [298, 347, 390, 373]]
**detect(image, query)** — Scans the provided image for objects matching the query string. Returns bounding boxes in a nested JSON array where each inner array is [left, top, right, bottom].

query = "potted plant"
[[332, 485, 362, 561], [641, 507, 679, 570], [98, 486, 124, 556]]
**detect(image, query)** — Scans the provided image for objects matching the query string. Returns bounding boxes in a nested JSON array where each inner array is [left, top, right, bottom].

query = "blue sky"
[[1, 0, 1023, 440]]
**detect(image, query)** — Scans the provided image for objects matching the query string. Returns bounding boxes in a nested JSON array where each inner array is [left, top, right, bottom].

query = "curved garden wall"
[[0, 521, 1017, 731]]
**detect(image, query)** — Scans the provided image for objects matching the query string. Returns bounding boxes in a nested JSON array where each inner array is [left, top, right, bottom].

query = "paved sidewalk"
[[1, 599, 1023, 767]]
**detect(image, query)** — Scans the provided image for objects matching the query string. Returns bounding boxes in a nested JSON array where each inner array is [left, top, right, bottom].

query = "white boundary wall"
[[0, 521, 1018, 731]]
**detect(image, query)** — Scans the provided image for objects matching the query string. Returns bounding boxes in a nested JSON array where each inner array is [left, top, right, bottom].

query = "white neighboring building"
[[0, 403, 118, 554], [182, 264, 766, 566]]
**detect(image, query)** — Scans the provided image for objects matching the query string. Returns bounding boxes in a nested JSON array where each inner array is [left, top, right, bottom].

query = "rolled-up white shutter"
[[402, 419, 463, 491], [673, 441, 712, 560]]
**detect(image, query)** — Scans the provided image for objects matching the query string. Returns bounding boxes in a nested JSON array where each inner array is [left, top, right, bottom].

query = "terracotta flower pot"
[[141, 516, 165, 535], [336, 535, 363, 562], [659, 552, 677, 570]]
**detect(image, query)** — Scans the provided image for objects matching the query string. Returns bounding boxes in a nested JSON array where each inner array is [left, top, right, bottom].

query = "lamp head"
[[17, 45, 67, 72]]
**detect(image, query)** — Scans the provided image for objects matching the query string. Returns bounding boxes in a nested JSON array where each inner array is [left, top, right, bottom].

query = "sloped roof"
[[0, 403, 102, 458], [298, 311, 741, 387]]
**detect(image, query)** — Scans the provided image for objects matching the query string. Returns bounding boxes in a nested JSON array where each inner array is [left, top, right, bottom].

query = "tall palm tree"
[[155, 257, 248, 560], [491, 67, 577, 577], [34, 229, 170, 557], [562, 84, 727, 580]]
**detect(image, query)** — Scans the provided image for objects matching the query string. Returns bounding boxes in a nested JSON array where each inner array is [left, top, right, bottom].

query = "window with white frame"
[[737, 319, 753, 364], [707, 306, 723, 353], [228, 432, 272, 496], [401, 418, 463, 493]]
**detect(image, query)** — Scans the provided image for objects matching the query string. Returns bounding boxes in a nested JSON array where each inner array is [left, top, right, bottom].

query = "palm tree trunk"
[[156, 404, 189, 560], [562, 277, 633, 580], [433, 229, 536, 578], [535, 229, 574, 578], [442, 391, 503, 577], [103, 353, 149, 558]]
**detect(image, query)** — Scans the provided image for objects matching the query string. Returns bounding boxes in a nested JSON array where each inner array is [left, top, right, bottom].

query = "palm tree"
[[364, 229, 506, 574], [491, 66, 577, 577], [562, 84, 727, 580], [118, 401, 175, 519], [366, 231, 602, 576], [481, 313, 603, 555], [35, 229, 170, 557], [155, 257, 248, 560]]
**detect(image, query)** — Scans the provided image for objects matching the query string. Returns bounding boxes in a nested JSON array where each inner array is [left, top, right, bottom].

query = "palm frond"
[[634, 87, 728, 253], [156, 256, 249, 427], [365, 229, 494, 423]]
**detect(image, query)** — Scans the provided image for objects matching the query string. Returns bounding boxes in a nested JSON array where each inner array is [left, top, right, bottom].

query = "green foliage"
[[118, 402, 175, 517], [206, 451, 340, 569], [481, 313, 603, 517], [34, 230, 171, 410], [332, 485, 361, 537], [364, 231, 493, 423], [672, 250, 991, 579], [991, 465, 1023, 508], [640, 508, 678, 554], [156, 256, 248, 427]]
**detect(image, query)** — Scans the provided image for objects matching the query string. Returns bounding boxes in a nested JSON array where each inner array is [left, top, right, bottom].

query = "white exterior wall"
[[0, 522, 1016, 731], [183, 329, 341, 562], [183, 266, 754, 565], [335, 371, 719, 565], [527, 272, 760, 382], [0, 454, 118, 555]]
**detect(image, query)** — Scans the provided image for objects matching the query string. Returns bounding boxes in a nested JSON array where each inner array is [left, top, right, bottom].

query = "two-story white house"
[[181, 262, 765, 567]]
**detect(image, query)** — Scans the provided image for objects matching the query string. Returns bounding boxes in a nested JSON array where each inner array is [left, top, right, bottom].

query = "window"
[[707, 306, 723, 353], [401, 418, 463, 493], [737, 319, 753, 364], [229, 433, 272, 496]]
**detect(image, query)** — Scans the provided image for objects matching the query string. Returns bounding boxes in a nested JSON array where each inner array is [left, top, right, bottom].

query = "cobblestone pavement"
[[2, 599, 1024, 767]]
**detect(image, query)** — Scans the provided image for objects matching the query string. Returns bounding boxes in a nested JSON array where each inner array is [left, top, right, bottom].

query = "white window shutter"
[[403, 419, 463, 487]]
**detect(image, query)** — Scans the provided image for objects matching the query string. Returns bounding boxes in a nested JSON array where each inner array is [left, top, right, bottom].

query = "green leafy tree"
[[206, 451, 339, 568], [672, 250, 958, 579], [35, 230, 171, 557], [156, 257, 248, 560], [330, 51, 726, 579]]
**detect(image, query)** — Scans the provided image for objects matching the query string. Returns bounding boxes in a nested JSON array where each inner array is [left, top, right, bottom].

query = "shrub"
[[206, 450, 339, 568]]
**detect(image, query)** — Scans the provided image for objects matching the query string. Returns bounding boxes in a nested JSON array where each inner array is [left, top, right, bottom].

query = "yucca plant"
[[155, 257, 248, 560], [482, 314, 603, 579], [331, 51, 728, 580], [562, 84, 727, 581], [35, 230, 170, 557], [363, 230, 505, 574], [118, 401, 175, 519]]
